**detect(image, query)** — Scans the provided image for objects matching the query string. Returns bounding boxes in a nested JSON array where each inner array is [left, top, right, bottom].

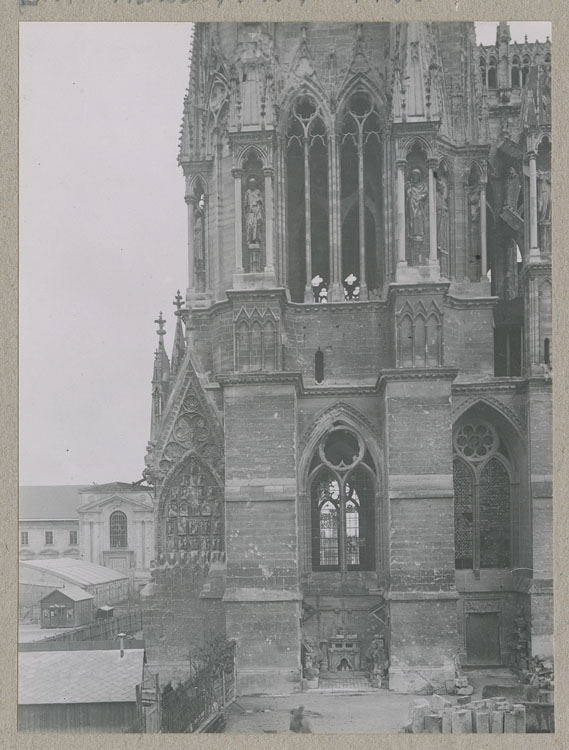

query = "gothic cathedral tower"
[[141, 23, 552, 695]]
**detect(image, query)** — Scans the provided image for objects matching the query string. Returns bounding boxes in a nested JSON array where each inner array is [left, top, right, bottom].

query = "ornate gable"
[[145, 347, 225, 486]]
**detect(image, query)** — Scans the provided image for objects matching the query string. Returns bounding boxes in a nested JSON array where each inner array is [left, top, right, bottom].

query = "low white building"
[[19, 486, 82, 560]]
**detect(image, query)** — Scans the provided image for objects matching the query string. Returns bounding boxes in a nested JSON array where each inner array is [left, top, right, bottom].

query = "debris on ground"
[[405, 696, 527, 733]]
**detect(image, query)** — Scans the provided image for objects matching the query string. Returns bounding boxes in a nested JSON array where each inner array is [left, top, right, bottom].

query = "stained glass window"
[[453, 421, 512, 572], [453, 458, 474, 569], [479, 458, 511, 568], [310, 429, 376, 572]]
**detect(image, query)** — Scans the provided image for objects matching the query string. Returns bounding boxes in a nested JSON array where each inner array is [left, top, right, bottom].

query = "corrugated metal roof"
[[19, 486, 83, 520], [20, 559, 128, 586], [18, 649, 144, 704], [41, 585, 94, 603]]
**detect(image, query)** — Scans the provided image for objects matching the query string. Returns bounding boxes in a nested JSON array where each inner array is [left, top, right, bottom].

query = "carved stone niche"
[[327, 634, 361, 672], [158, 454, 224, 565]]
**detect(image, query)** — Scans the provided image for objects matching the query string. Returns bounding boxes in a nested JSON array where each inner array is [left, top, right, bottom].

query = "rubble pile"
[[406, 696, 526, 734], [520, 656, 554, 694]]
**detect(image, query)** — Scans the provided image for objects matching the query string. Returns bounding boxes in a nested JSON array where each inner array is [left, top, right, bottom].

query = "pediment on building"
[[78, 492, 154, 514]]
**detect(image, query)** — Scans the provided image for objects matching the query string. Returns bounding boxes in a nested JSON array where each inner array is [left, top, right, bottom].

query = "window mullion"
[[473, 475, 481, 578], [338, 478, 347, 572]]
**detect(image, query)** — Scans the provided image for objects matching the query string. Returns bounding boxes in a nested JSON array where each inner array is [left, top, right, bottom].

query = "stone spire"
[[150, 312, 171, 443], [170, 290, 187, 378], [391, 23, 442, 123], [496, 22, 511, 92]]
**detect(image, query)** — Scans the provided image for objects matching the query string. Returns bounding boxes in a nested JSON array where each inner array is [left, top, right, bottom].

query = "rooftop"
[[18, 648, 144, 704], [79, 481, 149, 493], [20, 558, 128, 586], [19, 485, 83, 520], [41, 585, 94, 603]]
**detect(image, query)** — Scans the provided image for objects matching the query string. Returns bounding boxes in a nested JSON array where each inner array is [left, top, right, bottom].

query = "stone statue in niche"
[[245, 177, 263, 244], [244, 176, 264, 272], [406, 167, 429, 265], [468, 185, 481, 228], [436, 174, 450, 275], [537, 168, 551, 255], [194, 193, 206, 292], [467, 185, 481, 269], [505, 167, 521, 212], [537, 169, 551, 223]]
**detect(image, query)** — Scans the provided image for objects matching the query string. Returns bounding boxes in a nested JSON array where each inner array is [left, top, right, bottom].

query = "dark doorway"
[[466, 612, 501, 665]]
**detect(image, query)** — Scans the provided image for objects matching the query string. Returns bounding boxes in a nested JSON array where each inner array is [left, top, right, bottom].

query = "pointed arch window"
[[309, 428, 376, 572], [488, 57, 497, 89], [340, 88, 384, 293], [286, 95, 329, 302], [452, 420, 512, 573], [110, 511, 128, 548], [511, 56, 521, 88], [479, 57, 487, 87]]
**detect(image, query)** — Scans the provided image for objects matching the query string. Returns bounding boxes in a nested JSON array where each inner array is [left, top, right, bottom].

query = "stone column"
[[303, 138, 312, 299], [480, 183, 488, 277], [358, 128, 367, 296], [232, 168, 244, 273], [528, 153, 540, 261], [185, 193, 196, 291], [263, 167, 275, 274], [328, 133, 342, 299], [396, 160, 407, 267], [427, 159, 438, 264]]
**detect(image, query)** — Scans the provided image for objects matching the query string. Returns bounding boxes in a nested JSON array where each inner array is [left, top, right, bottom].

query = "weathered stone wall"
[[383, 374, 458, 690], [444, 300, 496, 379], [142, 569, 227, 686], [222, 381, 301, 694]]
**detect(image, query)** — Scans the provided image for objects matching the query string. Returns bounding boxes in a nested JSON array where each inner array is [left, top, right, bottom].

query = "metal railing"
[[160, 639, 236, 733]]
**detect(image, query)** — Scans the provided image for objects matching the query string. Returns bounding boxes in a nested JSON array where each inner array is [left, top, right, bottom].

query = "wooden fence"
[[41, 611, 143, 643]]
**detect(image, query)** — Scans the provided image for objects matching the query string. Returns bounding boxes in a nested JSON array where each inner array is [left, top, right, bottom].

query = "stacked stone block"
[[407, 697, 527, 733]]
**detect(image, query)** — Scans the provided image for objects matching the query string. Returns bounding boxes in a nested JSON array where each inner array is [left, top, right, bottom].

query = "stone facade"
[[77, 483, 154, 589], [141, 22, 552, 695]]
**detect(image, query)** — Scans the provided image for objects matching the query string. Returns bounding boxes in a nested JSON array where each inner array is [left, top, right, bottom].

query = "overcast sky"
[[19, 21, 552, 486]]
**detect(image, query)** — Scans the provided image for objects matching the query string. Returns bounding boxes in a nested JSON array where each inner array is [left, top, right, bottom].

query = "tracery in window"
[[309, 429, 376, 572], [452, 420, 512, 572], [286, 95, 329, 302], [340, 89, 383, 293], [110, 511, 128, 548]]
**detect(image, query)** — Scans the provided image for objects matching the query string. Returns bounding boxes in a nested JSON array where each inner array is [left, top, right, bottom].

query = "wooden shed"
[[40, 586, 93, 629], [18, 644, 145, 732]]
